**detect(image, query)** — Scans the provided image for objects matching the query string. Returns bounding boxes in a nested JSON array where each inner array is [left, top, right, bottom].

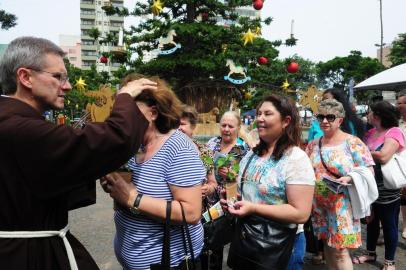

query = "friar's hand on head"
[[117, 78, 157, 98]]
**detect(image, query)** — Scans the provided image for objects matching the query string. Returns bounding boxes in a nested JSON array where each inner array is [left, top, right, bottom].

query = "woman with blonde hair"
[[101, 74, 206, 270], [306, 99, 374, 270], [206, 110, 248, 270]]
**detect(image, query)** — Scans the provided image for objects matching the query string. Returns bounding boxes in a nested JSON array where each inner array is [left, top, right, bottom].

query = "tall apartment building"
[[59, 35, 82, 68], [80, 0, 125, 72], [216, 5, 260, 27], [377, 45, 392, 68]]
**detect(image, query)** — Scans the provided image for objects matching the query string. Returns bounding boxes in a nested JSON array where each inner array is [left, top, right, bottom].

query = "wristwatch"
[[129, 193, 143, 215]]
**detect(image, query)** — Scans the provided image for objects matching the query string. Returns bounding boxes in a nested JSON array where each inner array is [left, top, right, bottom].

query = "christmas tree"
[[104, 0, 298, 110]]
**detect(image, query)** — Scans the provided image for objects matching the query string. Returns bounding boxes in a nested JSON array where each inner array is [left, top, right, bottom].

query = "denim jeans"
[[366, 200, 401, 261], [287, 232, 306, 270]]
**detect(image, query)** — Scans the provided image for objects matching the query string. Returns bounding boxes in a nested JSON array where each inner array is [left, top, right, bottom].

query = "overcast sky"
[[0, 0, 405, 62]]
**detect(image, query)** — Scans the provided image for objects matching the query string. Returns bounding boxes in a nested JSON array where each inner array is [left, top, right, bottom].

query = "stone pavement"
[[70, 183, 406, 270]]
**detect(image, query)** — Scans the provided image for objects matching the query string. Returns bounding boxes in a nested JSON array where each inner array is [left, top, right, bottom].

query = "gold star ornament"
[[281, 79, 290, 90], [242, 29, 256, 46], [151, 0, 163, 16], [75, 77, 87, 91], [255, 27, 262, 36]]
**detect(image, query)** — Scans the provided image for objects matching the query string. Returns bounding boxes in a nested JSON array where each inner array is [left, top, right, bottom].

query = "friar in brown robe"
[[0, 37, 157, 270]]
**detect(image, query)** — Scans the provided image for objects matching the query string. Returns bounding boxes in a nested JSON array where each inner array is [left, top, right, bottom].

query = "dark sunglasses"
[[316, 114, 336, 122]]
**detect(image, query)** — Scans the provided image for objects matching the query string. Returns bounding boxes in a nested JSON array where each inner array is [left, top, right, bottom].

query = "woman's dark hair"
[[323, 88, 365, 138], [253, 95, 301, 161], [121, 73, 182, 134], [370, 101, 400, 129]]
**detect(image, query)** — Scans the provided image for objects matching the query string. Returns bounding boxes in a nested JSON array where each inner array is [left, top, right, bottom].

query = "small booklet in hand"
[[322, 174, 351, 194]]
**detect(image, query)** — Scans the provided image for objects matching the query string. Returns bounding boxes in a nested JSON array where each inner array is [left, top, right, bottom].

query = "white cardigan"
[[347, 167, 378, 219]]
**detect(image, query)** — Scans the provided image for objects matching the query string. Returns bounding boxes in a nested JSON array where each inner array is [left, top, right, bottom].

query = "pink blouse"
[[365, 127, 405, 152]]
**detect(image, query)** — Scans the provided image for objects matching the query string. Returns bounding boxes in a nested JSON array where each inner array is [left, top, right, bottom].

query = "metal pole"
[[379, 0, 384, 63]]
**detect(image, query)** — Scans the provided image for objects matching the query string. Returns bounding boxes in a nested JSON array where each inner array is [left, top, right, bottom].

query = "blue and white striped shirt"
[[114, 130, 206, 270]]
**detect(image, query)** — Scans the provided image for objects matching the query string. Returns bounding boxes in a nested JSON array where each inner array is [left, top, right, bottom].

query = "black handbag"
[[227, 153, 297, 270], [202, 152, 255, 251], [150, 201, 199, 270]]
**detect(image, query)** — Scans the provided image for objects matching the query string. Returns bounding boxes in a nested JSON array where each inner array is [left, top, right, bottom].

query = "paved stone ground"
[[70, 183, 406, 270]]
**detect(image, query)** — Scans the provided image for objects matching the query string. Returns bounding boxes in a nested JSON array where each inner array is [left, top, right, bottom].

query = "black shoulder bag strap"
[[240, 152, 256, 198], [179, 202, 196, 270], [160, 200, 172, 269], [318, 137, 341, 178]]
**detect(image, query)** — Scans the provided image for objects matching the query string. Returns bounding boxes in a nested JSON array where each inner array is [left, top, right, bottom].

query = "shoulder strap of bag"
[[160, 201, 171, 269], [318, 137, 341, 178], [179, 202, 196, 270], [240, 152, 256, 197], [374, 128, 396, 151]]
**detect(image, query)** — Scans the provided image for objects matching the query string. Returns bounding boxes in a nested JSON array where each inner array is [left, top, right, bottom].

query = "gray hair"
[[0, 36, 65, 94], [397, 90, 406, 99], [319, 98, 346, 118], [221, 110, 241, 127]]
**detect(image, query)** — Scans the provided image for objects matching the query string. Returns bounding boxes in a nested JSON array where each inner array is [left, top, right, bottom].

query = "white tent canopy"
[[354, 63, 406, 91]]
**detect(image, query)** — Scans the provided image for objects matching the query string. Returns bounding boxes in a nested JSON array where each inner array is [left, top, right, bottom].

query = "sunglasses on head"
[[316, 114, 337, 122]]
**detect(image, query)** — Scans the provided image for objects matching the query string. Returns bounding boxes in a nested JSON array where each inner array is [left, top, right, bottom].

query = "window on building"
[[81, 9, 95, 15], [82, 50, 98, 56], [82, 61, 95, 67], [81, 19, 95, 25], [69, 49, 76, 54]]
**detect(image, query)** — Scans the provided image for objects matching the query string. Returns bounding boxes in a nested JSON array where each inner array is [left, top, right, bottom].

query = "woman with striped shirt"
[[102, 74, 206, 270]]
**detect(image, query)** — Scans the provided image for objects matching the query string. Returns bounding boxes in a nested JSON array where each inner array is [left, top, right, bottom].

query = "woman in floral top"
[[306, 99, 374, 270], [206, 110, 248, 270], [222, 95, 315, 270]]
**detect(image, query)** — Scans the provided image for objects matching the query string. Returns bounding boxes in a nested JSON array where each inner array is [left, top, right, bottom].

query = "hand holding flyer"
[[322, 174, 351, 194]]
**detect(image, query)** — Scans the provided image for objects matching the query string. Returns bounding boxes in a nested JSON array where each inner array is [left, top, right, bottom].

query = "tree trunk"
[[186, 1, 195, 23]]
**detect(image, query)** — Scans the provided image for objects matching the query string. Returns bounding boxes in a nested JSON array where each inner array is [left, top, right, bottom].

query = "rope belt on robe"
[[0, 225, 78, 270]]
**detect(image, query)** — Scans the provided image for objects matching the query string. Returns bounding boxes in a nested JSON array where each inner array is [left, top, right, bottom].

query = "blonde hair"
[[319, 98, 345, 118]]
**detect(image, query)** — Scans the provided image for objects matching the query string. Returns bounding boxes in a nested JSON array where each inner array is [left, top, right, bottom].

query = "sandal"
[[352, 250, 377, 264], [382, 260, 395, 270]]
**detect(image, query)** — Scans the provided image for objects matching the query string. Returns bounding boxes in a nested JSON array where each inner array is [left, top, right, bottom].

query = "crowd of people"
[[1, 36, 406, 270]]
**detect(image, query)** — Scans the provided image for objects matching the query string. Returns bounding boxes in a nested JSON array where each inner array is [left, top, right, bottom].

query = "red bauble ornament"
[[287, 62, 299, 73], [202, 12, 209, 20], [100, 55, 108, 64], [253, 0, 263, 10], [258, 56, 268, 65]]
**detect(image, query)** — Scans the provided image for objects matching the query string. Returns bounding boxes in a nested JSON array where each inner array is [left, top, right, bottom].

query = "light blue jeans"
[[287, 232, 306, 270]]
